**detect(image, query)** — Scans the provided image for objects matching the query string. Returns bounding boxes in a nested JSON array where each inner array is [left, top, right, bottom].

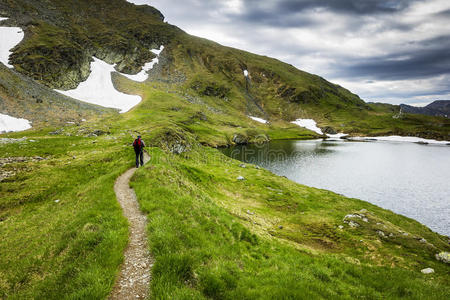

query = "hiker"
[[133, 135, 146, 168]]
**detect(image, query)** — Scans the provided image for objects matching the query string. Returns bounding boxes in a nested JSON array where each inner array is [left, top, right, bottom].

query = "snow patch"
[[243, 70, 249, 77], [0, 113, 32, 133], [326, 133, 348, 139], [151, 45, 164, 56], [0, 17, 8, 21], [121, 46, 164, 82], [55, 58, 141, 113], [291, 119, 323, 135], [248, 116, 268, 124], [351, 135, 450, 145], [0, 20, 24, 68]]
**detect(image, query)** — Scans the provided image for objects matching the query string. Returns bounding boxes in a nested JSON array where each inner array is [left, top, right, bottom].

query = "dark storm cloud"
[[231, 0, 419, 28], [334, 35, 450, 80]]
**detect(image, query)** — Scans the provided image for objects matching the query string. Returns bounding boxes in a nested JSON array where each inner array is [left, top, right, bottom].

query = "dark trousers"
[[135, 151, 144, 168]]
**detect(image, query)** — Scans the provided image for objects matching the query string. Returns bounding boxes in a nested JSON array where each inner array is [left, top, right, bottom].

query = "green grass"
[[131, 146, 450, 299], [0, 131, 134, 298], [1, 80, 449, 298]]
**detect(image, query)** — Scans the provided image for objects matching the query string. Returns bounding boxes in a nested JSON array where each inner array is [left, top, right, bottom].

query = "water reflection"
[[221, 139, 450, 236]]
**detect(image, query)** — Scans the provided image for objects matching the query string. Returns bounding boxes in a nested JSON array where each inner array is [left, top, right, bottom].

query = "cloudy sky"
[[129, 0, 450, 106]]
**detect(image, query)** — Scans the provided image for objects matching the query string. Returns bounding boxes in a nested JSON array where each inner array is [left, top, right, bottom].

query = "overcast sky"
[[128, 0, 450, 106]]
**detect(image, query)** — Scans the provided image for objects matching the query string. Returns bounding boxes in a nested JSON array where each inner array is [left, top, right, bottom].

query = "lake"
[[221, 139, 450, 236]]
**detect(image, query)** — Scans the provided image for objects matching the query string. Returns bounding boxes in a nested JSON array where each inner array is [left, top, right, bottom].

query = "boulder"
[[421, 268, 434, 274], [237, 176, 245, 181], [232, 133, 248, 145], [323, 126, 337, 134], [435, 252, 450, 264]]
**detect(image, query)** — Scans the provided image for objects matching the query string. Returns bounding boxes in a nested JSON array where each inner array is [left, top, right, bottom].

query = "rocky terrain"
[[400, 100, 450, 118]]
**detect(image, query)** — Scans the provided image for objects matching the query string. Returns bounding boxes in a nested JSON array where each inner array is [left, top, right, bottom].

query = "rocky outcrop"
[[1, 0, 179, 89], [400, 100, 450, 118], [435, 252, 450, 264]]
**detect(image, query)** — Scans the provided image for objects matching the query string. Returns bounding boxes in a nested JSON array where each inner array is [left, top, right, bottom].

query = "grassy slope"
[[166, 35, 450, 140], [0, 130, 132, 298], [2, 80, 448, 298]]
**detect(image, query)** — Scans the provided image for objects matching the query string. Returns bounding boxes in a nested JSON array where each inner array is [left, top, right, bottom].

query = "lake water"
[[221, 139, 450, 236]]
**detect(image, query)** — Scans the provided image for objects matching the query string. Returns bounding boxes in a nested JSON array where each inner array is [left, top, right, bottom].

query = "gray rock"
[[54, 199, 60, 203], [421, 268, 434, 274], [239, 163, 246, 168], [232, 133, 248, 145], [435, 252, 450, 264], [246, 210, 254, 215], [348, 221, 360, 228], [377, 230, 386, 237], [278, 225, 283, 229], [419, 238, 427, 243], [237, 176, 245, 181]]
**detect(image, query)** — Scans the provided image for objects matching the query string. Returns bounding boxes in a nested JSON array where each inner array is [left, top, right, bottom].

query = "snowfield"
[[0, 19, 24, 68], [56, 46, 164, 112], [0, 113, 32, 133], [121, 46, 164, 82], [56, 58, 142, 113], [248, 116, 268, 124], [349, 136, 450, 145], [291, 119, 323, 135]]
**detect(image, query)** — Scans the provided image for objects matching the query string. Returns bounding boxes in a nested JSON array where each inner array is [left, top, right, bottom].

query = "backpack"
[[133, 138, 142, 151]]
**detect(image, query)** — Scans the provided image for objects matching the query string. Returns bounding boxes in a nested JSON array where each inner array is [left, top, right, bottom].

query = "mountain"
[[1, 0, 449, 139], [400, 100, 450, 118], [1, 1, 450, 299]]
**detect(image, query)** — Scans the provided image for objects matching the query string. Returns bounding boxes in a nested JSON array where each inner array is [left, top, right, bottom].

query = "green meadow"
[[1, 85, 448, 299]]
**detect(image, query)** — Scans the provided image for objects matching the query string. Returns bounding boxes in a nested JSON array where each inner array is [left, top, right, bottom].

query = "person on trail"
[[133, 135, 146, 168]]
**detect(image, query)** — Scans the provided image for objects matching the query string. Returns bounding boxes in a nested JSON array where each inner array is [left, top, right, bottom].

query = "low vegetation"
[[1, 84, 448, 298]]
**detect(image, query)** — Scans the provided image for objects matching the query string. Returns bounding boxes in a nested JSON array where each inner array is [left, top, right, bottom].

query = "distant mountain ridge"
[[400, 100, 450, 118]]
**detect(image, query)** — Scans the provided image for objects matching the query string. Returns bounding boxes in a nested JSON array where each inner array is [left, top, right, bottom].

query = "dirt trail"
[[110, 152, 152, 300]]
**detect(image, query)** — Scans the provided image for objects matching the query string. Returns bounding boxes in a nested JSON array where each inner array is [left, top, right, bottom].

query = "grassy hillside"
[[1, 0, 449, 138], [1, 81, 449, 298]]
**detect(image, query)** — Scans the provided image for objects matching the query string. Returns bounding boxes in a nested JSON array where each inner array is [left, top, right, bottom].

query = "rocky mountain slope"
[[400, 100, 450, 118], [1, 0, 449, 139]]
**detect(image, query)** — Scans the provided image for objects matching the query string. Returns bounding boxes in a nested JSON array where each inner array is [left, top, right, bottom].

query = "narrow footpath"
[[110, 153, 152, 300]]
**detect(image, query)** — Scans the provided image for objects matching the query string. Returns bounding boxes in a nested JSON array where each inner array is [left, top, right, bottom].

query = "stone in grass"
[[237, 176, 245, 180], [421, 268, 434, 274], [435, 252, 450, 264], [246, 210, 255, 215], [377, 230, 386, 238], [239, 163, 246, 168], [54, 199, 60, 203], [347, 221, 360, 228], [278, 225, 283, 229]]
